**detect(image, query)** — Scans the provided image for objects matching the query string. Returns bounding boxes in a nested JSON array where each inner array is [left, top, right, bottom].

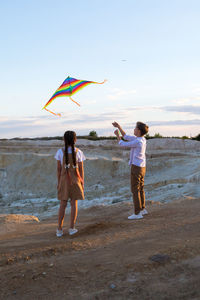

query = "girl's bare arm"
[[57, 161, 62, 188], [78, 161, 84, 186]]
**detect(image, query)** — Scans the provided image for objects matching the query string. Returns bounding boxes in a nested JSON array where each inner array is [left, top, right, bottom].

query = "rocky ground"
[[0, 198, 200, 300]]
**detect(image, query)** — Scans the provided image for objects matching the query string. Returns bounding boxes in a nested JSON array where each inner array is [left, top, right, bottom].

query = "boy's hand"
[[114, 129, 120, 137], [112, 121, 126, 137], [112, 121, 120, 128]]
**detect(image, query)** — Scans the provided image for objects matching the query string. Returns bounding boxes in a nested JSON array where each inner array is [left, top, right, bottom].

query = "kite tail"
[[43, 107, 61, 117], [93, 79, 107, 84], [69, 96, 81, 106]]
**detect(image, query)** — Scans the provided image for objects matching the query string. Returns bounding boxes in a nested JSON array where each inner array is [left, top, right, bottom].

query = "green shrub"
[[145, 133, 154, 139], [154, 133, 163, 138], [89, 131, 98, 138]]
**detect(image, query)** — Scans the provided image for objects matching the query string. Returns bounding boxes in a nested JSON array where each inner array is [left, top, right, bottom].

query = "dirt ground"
[[0, 198, 200, 300]]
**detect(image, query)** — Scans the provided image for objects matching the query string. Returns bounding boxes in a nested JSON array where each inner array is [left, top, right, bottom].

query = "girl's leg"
[[58, 200, 67, 230], [70, 199, 78, 228]]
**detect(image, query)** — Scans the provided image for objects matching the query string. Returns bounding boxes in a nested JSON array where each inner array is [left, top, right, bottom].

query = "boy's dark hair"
[[136, 122, 149, 136]]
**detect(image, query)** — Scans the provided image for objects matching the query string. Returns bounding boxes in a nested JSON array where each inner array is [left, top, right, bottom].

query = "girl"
[[54, 131, 85, 236]]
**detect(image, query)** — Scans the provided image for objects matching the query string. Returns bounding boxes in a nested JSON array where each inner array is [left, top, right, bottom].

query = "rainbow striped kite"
[[43, 76, 106, 116]]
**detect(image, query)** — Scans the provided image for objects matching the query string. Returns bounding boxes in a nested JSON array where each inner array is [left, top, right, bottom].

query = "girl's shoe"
[[141, 208, 148, 215], [56, 229, 63, 237], [68, 228, 78, 235], [128, 213, 143, 220]]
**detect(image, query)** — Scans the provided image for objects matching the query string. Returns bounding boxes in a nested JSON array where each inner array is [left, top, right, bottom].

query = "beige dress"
[[57, 149, 84, 201]]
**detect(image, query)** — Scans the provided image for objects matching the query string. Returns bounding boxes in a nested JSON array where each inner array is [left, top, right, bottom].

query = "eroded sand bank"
[[0, 138, 200, 218]]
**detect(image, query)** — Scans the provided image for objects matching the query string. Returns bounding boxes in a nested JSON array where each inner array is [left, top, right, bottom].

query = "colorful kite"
[[43, 76, 106, 116]]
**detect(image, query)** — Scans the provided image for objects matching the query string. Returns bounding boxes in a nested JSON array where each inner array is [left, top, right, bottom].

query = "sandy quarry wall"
[[0, 139, 200, 207]]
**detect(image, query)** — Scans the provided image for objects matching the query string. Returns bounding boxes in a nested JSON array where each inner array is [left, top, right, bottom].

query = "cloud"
[[122, 104, 200, 115], [147, 119, 200, 126], [0, 110, 129, 138], [172, 98, 190, 105], [161, 105, 200, 115], [192, 87, 200, 94], [172, 95, 200, 104], [1, 104, 200, 138], [125, 119, 200, 128], [123, 105, 200, 115], [107, 88, 136, 100]]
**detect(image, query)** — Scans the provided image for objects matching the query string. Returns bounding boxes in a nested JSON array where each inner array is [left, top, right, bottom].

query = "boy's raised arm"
[[112, 122, 126, 137], [114, 129, 137, 147]]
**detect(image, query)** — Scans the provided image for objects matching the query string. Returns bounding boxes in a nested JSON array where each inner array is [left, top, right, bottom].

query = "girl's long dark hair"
[[64, 131, 76, 168]]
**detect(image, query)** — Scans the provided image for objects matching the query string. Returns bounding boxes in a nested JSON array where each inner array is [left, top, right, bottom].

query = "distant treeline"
[[0, 131, 200, 141], [0, 136, 117, 141], [145, 133, 200, 141]]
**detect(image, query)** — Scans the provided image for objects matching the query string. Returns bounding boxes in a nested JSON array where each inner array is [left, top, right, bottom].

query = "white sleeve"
[[124, 134, 137, 141], [119, 139, 138, 148], [77, 149, 86, 162], [54, 149, 62, 163]]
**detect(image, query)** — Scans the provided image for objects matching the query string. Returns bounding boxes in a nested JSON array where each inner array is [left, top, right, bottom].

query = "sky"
[[0, 0, 200, 138]]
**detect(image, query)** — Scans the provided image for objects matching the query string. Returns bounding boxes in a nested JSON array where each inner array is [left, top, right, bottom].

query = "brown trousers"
[[131, 164, 146, 215]]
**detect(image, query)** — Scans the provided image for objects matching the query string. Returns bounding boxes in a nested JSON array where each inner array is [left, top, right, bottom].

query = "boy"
[[112, 121, 149, 220]]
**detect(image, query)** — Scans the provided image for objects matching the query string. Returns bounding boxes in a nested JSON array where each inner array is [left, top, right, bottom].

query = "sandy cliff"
[[0, 138, 200, 217]]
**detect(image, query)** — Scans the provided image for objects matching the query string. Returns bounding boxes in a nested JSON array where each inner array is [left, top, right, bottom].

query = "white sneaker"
[[68, 228, 78, 235], [56, 229, 63, 237], [141, 208, 148, 215], [128, 213, 143, 220]]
